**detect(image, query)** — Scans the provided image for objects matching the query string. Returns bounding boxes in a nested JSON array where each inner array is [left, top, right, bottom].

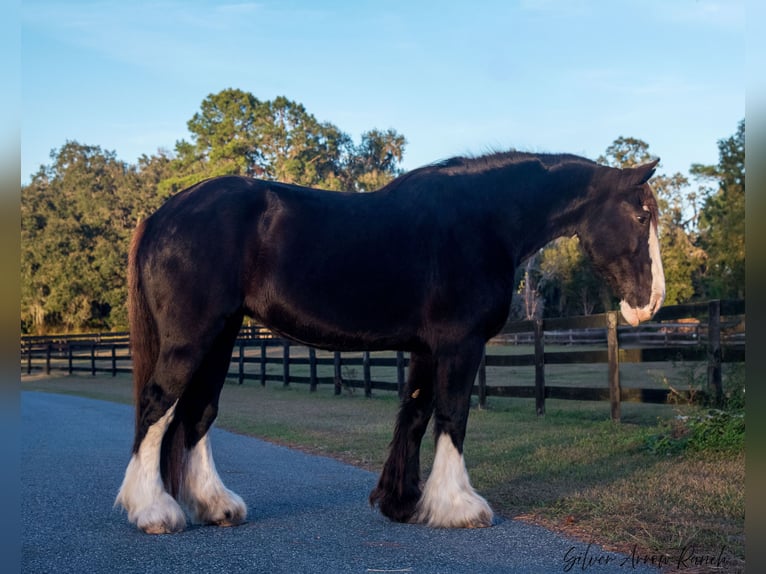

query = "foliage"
[[693, 119, 745, 299], [538, 237, 609, 317], [165, 89, 406, 193], [646, 364, 745, 456], [651, 172, 707, 305], [645, 410, 744, 456], [344, 128, 407, 192], [20, 142, 153, 333], [598, 135, 653, 168], [21, 90, 406, 333]]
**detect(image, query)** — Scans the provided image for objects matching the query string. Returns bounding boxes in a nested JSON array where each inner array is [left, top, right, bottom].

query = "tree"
[[21, 92, 409, 333], [538, 236, 609, 317], [693, 120, 745, 299], [21, 142, 135, 332], [598, 136, 652, 168], [343, 129, 407, 192], [171, 89, 406, 192], [258, 96, 352, 189], [512, 255, 544, 320], [185, 88, 265, 176], [650, 172, 706, 304]]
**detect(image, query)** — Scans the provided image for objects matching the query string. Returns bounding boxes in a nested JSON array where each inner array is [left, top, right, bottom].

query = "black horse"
[[115, 151, 664, 533]]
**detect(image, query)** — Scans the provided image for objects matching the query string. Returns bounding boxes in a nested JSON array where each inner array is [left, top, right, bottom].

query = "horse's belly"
[[245, 280, 422, 352]]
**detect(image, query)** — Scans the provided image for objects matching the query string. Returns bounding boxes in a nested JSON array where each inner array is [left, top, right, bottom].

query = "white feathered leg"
[[179, 431, 247, 526], [114, 401, 187, 534], [411, 433, 493, 528]]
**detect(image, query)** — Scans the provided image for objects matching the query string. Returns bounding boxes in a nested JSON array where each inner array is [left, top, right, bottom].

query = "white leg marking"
[[620, 221, 665, 326], [114, 401, 187, 534], [179, 432, 247, 526], [411, 433, 493, 528]]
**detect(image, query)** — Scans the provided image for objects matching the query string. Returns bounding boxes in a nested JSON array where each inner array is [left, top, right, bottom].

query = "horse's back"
[[135, 176, 430, 350]]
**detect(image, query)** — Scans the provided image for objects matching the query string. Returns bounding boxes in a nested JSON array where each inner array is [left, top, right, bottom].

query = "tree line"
[[20, 88, 744, 333]]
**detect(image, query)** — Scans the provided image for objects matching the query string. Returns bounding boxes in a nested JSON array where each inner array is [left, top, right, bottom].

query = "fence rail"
[[21, 299, 745, 421]]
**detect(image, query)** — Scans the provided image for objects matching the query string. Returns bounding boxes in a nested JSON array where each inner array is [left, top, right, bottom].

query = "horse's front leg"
[[412, 340, 494, 528], [370, 352, 435, 522]]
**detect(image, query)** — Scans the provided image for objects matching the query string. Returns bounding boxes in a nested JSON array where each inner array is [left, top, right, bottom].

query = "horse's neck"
[[492, 162, 597, 264]]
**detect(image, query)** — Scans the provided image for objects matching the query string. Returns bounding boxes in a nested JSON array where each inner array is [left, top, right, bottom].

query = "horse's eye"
[[636, 212, 649, 225]]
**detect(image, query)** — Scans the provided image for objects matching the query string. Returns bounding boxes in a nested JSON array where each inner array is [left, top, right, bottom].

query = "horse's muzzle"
[[619, 290, 664, 327]]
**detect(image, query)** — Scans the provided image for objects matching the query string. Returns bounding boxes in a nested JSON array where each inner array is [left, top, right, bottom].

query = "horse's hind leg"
[[370, 351, 435, 522], [412, 339, 493, 528], [115, 349, 197, 534], [175, 315, 247, 527], [179, 431, 247, 526]]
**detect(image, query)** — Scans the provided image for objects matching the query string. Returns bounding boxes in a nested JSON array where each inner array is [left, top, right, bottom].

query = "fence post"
[[396, 351, 405, 399], [282, 340, 290, 387], [238, 340, 245, 385], [363, 351, 372, 398], [111, 344, 117, 377], [260, 339, 267, 387], [90, 343, 96, 376], [534, 320, 545, 416], [607, 311, 621, 422], [478, 347, 487, 409], [26, 340, 32, 375], [334, 352, 342, 395], [68, 344, 73, 374], [45, 343, 52, 375], [309, 348, 317, 392], [707, 299, 722, 406]]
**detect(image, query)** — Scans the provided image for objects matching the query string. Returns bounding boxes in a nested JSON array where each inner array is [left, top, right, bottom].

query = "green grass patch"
[[23, 373, 744, 570]]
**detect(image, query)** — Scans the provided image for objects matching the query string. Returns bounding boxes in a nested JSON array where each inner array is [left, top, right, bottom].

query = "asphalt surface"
[[21, 392, 660, 573]]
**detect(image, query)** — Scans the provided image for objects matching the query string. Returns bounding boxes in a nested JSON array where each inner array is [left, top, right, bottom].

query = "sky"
[[20, 0, 745, 185]]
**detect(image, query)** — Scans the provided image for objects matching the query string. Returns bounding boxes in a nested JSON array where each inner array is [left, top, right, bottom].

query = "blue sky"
[[21, 0, 744, 184]]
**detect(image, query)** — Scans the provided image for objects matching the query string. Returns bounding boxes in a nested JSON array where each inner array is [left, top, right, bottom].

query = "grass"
[[22, 371, 744, 572]]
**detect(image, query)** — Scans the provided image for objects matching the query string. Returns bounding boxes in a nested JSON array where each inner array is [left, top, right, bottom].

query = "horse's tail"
[[128, 217, 187, 498], [127, 218, 159, 450]]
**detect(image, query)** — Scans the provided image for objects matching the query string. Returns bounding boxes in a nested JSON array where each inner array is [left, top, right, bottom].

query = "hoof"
[[189, 490, 248, 527], [369, 482, 421, 524], [131, 493, 187, 534], [411, 502, 494, 529]]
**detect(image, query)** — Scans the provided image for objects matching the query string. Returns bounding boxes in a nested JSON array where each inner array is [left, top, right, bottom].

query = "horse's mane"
[[382, 150, 598, 192], [436, 150, 597, 172]]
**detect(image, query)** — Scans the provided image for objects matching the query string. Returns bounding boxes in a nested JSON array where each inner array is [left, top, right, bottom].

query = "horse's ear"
[[632, 158, 660, 184]]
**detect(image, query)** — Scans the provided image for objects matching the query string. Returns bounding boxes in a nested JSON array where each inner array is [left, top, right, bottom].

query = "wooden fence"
[[21, 299, 745, 421]]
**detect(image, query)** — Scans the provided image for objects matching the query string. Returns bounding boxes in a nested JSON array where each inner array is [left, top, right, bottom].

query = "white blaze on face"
[[620, 219, 665, 326], [412, 433, 493, 528]]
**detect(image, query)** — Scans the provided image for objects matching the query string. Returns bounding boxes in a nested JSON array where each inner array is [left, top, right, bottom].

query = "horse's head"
[[576, 159, 665, 326]]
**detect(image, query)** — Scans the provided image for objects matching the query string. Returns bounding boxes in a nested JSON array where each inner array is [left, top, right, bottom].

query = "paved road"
[[21, 392, 659, 573]]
